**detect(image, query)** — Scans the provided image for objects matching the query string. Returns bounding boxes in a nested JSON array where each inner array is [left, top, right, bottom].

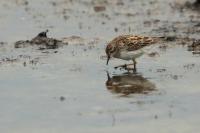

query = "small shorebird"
[[105, 35, 161, 71]]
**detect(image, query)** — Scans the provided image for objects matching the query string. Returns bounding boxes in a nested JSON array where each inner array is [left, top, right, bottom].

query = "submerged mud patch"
[[184, 0, 200, 11], [187, 39, 200, 54], [14, 30, 68, 49]]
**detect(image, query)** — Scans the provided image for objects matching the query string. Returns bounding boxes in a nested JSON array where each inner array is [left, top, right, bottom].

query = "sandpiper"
[[105, 35, 160, 71]]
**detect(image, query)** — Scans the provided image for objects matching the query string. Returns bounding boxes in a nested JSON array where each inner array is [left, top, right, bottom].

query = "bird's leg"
[[133, 59, 137, 71], [120, 64, 132, 73], [123, 64, 127, 70]]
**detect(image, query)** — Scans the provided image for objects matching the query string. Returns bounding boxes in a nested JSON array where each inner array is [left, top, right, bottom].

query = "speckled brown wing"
[[124, 35, 157, 51], [107, 35, 159, 53]]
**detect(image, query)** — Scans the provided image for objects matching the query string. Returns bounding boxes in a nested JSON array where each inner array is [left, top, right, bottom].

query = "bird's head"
[[105, 44, 116, 65]]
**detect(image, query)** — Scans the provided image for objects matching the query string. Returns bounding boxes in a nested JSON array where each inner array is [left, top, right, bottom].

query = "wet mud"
[[0, 0, 200, 133], [14, 30, 68, 49]]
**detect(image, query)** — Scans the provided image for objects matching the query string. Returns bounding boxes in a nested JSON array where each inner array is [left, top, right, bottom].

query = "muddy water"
[[0, 0, 200, 133]]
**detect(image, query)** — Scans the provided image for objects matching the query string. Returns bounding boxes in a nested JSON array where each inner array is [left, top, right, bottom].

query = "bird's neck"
[[113, 49, 120, 58]]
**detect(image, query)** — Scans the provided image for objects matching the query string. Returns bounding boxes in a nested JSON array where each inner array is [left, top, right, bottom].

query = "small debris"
[[183, 64, 195, 69], [154, 115, 158, 119], [172, 75, 178, 80], [114, 27, 118, 32], [148, 52, 159, 57], [0, 42, 7, 45], [94, 6, 106, 12], [126, 13, 136, 17], [101, 21, 106, 25], [188, 39, 200, 52], [16, 0, 28, 6], [173, 0, 200, 11], [159, 44, 168, 50], [23, 62, 26, 67], [51, 2, 57, 6], [164, 36, 177, 41], [116, 0, 124, 6], [144, 21, 151, 27], [29, 58, 39, 65], [0, 57, 18, 64], [60, 96, 65, 101], [157, 68, 166, 73]]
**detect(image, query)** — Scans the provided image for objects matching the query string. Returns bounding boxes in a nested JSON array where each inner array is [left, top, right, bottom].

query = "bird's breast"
[[115, 50, 144, 60]]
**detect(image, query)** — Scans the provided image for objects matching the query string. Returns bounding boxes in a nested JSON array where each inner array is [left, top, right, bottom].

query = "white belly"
[[118, 50, 144, 60]]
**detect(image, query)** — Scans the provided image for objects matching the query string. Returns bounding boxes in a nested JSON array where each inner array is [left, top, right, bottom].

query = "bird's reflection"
[[106, 72, 156, 96]]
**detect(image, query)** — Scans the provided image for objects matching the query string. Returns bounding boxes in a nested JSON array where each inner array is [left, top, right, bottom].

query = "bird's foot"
[[114, 64, 136, 71]]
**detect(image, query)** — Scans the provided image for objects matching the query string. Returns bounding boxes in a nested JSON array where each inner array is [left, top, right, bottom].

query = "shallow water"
[[0, 0, 200, 133]]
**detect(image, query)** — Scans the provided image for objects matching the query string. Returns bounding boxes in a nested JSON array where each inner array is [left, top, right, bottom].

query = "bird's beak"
[[106, 71, 111, 80], [106, 56, 110, 65]]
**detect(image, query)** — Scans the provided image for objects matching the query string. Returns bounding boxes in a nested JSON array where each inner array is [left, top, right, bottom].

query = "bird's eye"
[[110, 50, 114, 53], [110, 47, 116, 53]]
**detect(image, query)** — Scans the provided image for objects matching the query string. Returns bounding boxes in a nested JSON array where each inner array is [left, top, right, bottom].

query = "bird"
[[105, 35, 161, 71]]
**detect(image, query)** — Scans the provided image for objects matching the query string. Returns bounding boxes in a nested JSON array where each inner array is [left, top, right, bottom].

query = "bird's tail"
[[143, 36, 189, 56], [141, 36, 179, 55], [153, 36, 181, 43]]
